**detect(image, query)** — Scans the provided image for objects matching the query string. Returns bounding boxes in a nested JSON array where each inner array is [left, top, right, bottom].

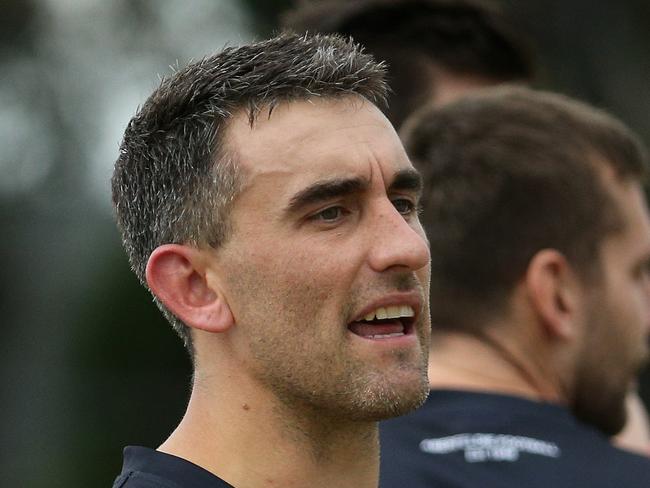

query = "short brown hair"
[[402, 86, 649, 329]]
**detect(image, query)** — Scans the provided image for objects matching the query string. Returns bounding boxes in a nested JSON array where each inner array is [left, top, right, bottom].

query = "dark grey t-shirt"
[[113, 446, 234, 488], [380, 389, 650, 487]]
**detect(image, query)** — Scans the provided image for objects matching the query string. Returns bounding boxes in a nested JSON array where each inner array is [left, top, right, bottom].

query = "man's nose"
[[366, 200, 430, 273]]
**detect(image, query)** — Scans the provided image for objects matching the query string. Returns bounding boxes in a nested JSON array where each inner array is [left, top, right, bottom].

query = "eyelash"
[[308, 197, 418, 225], [310, 205, 349, 223], [391, 197, 418, 216]]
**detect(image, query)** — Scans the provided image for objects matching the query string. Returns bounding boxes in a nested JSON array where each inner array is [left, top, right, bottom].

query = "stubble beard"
[[572, 370, 628, 437], [249, 311, 431, 424], [229, 255, 431, 426], [571, 302, 648, 437]]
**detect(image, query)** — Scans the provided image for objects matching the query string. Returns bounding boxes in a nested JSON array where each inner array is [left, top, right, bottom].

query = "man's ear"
[[525, 249, 582, 340], [146, 244, 234, 333]]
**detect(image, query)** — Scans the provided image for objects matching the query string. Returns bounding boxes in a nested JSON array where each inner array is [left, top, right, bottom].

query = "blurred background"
[[1, 0, 649, 486]]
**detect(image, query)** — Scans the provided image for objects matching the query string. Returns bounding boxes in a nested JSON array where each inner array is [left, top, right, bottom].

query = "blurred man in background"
[[379, 85, 650, 487], [282, 0, 536, 129], [110, 32, 431, 488], [285, 0, 650, 460]]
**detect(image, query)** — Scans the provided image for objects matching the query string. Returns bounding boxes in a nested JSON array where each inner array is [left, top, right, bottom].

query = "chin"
[[346, 372, 430, 422]]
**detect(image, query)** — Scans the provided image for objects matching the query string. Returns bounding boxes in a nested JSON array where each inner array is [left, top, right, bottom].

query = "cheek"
[[623, 284, 650, 342], [272, 251, 339, 299], [417, 261, 431, 292], [602, 269, 646, 338], [277, 237, 366, 295], [226, 223, 370, 322], [229, 244, 349, 323], [634, 281, 650, 321], [608, 293, 648, 370]]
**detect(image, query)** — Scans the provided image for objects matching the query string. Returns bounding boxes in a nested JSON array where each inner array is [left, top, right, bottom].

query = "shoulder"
[[113, 471, 182, 488], [379, 390, 650, 488], [112, 446, 234, 488]]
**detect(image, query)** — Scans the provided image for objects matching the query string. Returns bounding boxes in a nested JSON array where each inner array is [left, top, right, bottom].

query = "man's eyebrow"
[[389, 168, 423, 196], [285, 176, 369, 214]]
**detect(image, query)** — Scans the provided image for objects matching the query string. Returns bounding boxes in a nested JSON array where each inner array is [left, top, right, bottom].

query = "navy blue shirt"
[[113, 446, 234, 488], [380, 390, 650, 487]]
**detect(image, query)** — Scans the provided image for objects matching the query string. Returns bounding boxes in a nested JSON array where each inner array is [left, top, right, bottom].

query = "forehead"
[[225, 97, 412, 191]]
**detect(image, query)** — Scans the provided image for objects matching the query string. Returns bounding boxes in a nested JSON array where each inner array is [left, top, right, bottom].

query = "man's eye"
[[392, 198, 416, 215], [312, 206, 345, 222]]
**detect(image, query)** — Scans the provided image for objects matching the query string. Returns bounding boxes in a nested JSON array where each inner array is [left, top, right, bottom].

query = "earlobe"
[[146, 244, 234, 333], [526, 249, 580, 340]]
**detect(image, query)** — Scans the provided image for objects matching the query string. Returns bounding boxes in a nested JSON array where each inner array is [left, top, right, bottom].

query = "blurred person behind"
[[282, 0, 535, 129], [379, 85, 650, 487], [283, 0, 650, 458]]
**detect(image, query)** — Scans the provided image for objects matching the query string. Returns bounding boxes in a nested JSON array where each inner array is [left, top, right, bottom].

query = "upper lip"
[[349, 292, 423, 324]]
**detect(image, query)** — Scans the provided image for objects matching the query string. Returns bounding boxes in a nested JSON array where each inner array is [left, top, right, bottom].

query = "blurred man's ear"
[[146, 244, 234, 333], [524, 249, 583, 340]]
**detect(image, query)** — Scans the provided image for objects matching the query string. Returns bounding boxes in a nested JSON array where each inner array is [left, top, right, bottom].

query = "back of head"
[[402, 85, 649, 330], [111, 32, 388, 351], [283, 0, 535, 127]]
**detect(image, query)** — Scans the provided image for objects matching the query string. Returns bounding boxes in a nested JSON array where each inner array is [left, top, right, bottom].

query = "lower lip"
[[347, 328, 418, 346]]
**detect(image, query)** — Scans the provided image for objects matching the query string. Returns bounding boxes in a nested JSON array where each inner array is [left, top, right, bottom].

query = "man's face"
[[210, 97, 431, 421], [573, 177, 650, 436]]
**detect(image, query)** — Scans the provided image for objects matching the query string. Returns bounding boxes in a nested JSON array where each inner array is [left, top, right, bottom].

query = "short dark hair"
[[402, 86, 649, 330], [283, 0, 535, 128], [112, 32, 388, 350]]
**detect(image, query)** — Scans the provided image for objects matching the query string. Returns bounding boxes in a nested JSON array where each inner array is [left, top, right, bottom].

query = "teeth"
[[400, 305, 415, 317], [386, 305, 400, 318], [369, 332, 405, 339], [362, 305, 415, 321]]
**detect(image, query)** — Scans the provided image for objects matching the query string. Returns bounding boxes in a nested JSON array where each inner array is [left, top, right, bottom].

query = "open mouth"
[[348, 305, 416, 339]]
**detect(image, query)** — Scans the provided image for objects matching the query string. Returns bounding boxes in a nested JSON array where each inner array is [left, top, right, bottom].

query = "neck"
[[427, 329, 565, 404], [159, 368, 379, 488]]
